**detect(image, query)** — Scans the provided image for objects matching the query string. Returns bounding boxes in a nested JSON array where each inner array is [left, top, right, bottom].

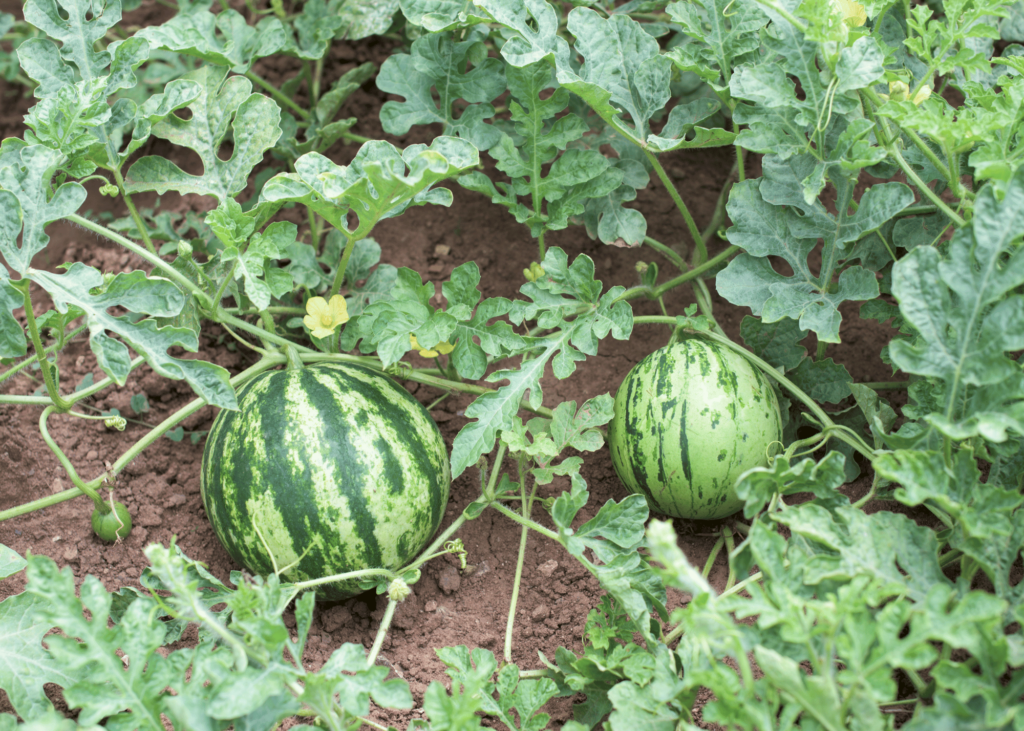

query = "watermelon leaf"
[[0, 269, 26, 358], [136, 9, 287, 74], [555, 8, 673, 146], [888, 165, 1024, 442], [717, 156, 913, 342], [377, 27, 506, 151], [0, 590, 88, 721], [21, 0, 122, 90], [0, 144, 86, 275], [125, 65, 283, 204], [26, 263, 237, 410], [734, 451, 849, 517], [399, 0, 490, 31], [450, 248, 631, 478], [260, 136, 478, 238], [475, 0, 570, 69]]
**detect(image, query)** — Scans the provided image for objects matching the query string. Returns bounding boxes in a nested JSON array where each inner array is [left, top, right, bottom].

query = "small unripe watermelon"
[[608, 338, 782, 520], [201, 363, 450, 599], [92, 501, 132, 542]]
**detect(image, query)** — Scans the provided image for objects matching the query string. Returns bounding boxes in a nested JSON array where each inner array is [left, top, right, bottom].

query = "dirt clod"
[[538, 560, 559, 578], [438, 566, 461, 595]]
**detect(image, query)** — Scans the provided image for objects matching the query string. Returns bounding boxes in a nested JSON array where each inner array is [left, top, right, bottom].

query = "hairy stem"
[[66, 213, 212, 307], [644, 150, 707, 265], [0, 323, 87, 385], [112, 167, 157, 255], [617, 246, 741, 303], [489, 501, 560, 542], [328, 232, 358, 298], [246, 71, 310, 119], [14, 281, 72, 411], [366, 599, 399, 668], [39, 405, 104, 509], [505, 456, 534, 663]]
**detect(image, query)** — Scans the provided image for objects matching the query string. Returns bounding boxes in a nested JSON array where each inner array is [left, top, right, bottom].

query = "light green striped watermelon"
[[201, 363, 450, 599], [608, 338, 782, 520]]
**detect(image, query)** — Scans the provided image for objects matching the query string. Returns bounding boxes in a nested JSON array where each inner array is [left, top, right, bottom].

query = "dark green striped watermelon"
[[201, 363, 450, 599], [608, 338, 782, 520]]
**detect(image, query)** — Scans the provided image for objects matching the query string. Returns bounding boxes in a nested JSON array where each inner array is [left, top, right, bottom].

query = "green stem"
[[860, 381, 909, 390], [219, 311, 316, 354], [15, 281, 71, 411], [701, 536, 725, 579], [222, 306, 307, 316], [329, 232, 358, 298], [312, 56, 324, 104], [211, 260, 239, 309], [722, 525, 737, 590], [66, 214, 212, 307], [307, 206, 322, 252], [366, 599, 398, 668], [702, 161, 739, 245], [39, 406, 104, 509], [291, 568, 394, 592], [905, 127, 952, 184], [643, 236, 686, 272], [890, 146, 966, 227], [0, 356, 282, 523], [617, 246, 741, 303], [859, 90, 967, 227], [644, 150, 707, 265], [654, 246, 739, 299], [518, 668, 551, 680], [403, 512, 471, 574], [693, 278, 727, 337], [0, 323, 87, 385], [505, 457, 534, 663], [483, 443, 507, 500], [734, 121, 746, 183], [246, 71, 310, 119], [816, 340, 828, 362], [341, 131, 372, 145], [490, 501, 560, 542], [112, 167, 156, 255], [852, 472, 879, 510]]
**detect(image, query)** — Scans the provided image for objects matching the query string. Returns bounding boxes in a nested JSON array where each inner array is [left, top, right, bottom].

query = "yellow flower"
[[410, 334, 454, 358], [911, 85, 932, 105], [303, 295, 349, 338], [836, 0, 866, 27]]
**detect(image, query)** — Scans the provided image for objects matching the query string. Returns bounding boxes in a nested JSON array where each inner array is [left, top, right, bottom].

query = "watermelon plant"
[[0, 0, 1023, 727]]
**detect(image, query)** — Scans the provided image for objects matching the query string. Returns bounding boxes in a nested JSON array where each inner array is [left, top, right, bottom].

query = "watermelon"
[[607, 338, 782, 520], [201, 363, 450, 599]]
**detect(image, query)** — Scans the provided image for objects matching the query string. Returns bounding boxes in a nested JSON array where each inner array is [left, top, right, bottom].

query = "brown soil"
[[0, 6, 897, 726]]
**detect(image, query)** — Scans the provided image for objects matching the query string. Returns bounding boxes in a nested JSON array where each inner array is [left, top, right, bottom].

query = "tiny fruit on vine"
[[608, 338, 783, 520], [200, 363, 451, 599], [91, 501, 133, 542]]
